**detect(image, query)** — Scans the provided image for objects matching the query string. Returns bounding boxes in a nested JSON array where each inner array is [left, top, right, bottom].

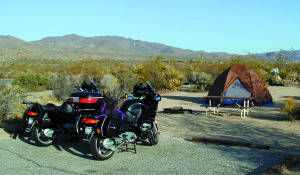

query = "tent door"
[[224, 79, 251, 98]]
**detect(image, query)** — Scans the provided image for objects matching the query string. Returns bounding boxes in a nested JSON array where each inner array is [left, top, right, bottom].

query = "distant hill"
[[258, 50, 300, 62], [0, 34, 299, 61], [0, 34, 233, 60]]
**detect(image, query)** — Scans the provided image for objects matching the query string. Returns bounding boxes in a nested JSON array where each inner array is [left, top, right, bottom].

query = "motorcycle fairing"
[[120, 101, 147, 123]]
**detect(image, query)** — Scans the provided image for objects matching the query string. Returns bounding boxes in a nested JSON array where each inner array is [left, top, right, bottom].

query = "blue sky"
[[1, 0, 299, 55]]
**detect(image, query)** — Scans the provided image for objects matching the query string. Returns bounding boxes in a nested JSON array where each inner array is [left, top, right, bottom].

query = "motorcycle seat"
[[42, 102, 74, 114]]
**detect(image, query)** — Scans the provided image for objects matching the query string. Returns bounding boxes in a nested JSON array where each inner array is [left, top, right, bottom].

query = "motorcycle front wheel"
[[148, 123, 159, 145], [89, 136, 115, 160], [31, 126, 53, 147]]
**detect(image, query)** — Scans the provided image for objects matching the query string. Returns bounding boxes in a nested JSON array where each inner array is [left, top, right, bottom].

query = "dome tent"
[[205, 64, 273, 106]]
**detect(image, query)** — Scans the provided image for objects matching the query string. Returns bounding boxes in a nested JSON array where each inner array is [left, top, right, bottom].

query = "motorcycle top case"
[[68, 92, 104, 109]]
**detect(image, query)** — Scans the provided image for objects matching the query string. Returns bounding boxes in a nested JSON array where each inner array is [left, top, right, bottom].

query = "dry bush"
[[187, 71, 214, 92], [280, 97, 300, 121], [52, 74, 83, 101], [0, 82, 28, 125], [100, 74, 121, 99]]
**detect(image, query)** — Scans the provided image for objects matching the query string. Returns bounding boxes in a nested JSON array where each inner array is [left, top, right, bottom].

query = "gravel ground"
[[1, 85, 299, 174], [0, 132, 287, 174]]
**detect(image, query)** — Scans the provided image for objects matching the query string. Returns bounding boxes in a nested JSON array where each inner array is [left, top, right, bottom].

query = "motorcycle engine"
[[121, 132, 137, 142], [102, 138, 115, 150], [43, 128, 54, 138], [103, 132, 138, 151]]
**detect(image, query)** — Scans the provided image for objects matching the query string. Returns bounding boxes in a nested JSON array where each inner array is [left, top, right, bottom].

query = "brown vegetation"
[[0, 48, 299, 124]]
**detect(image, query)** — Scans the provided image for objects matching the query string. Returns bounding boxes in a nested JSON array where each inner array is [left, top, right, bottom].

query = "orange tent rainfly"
[[205, 64, 273, 106]]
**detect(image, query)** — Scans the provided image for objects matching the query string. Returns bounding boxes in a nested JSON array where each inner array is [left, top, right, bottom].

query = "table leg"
[[247, 99, 250, 115]]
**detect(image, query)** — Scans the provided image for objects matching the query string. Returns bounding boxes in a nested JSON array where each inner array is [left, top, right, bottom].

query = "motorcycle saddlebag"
[[106, 112, 126, 137]]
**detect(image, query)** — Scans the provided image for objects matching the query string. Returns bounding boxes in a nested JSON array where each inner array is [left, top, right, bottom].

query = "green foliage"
[[280, 97, 300, 121], [278, 70, 289, 80], [0, 82, 27, 125], [110, 66, 137, 98], [187, 72, 214, 92], [133, 56, 184, 91], [12, 72, 50, 91]]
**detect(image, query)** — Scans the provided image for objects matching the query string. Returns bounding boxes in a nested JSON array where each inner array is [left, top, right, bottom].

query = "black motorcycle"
[[22, 77, 103, 146], [78, 81, 161, 160]]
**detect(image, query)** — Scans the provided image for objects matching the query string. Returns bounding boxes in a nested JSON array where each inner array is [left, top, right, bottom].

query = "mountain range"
[[0, 34, 299, 61]]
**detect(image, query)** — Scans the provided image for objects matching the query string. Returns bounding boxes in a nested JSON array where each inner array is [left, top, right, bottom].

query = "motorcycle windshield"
[[88, 77, 101, 94]]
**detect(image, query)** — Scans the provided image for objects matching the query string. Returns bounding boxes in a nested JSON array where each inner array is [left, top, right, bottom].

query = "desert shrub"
[[12, 72, 50, 91], [280, 97, 300, 121], [187, 71, 214, 92], [0, 82, 28, 125], [100, 74, 121, 99], [52, 74, 83, 101], [278, 70, 289, 80], [133, 57, 184, 91], [111, 66, 137, 95], [46, 72, 59, 90]]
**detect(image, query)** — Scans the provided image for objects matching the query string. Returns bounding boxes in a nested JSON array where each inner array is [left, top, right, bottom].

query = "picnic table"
[[201, 96, 255, 117]]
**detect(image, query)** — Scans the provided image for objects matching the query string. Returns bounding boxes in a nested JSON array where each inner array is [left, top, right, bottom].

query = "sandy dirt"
[[156, 84, 300, 174]]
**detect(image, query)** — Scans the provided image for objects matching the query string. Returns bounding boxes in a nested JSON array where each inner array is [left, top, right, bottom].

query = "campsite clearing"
[[157, 84, 300, 174]]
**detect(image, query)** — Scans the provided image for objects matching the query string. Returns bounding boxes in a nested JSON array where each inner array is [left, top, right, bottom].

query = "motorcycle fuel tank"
[[68, 92, 104, 109]]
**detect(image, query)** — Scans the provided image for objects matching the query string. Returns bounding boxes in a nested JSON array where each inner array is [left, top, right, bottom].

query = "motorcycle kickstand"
[[125, 141, 137, 154]]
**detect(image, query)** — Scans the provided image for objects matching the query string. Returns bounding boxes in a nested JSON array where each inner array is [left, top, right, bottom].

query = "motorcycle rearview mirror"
[[156, 94, 161, 101]]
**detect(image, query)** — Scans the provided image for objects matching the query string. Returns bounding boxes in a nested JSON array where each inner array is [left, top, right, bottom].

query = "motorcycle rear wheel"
[[32, 126, 53, 147], [89, 136, 115, 160], [148, 123, 159, 145]]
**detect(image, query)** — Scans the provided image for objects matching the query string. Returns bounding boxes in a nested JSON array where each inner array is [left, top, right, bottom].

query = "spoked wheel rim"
[[36, 128, 53, 144], [96, 138, 114, 157], [89, 136, 114, 160], [148, 123, 159, 145], [32, 126, 53, 146]]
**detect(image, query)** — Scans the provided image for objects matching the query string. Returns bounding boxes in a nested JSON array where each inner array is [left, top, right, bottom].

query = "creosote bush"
[[280, 97, 300, 121], [100, 74, 121, 99], [52, 75, 83, 101], [187, 71, 214, 92], [13, 72, 50, 91], [133, 57, 184, 91], [0, 82, 27, 125]]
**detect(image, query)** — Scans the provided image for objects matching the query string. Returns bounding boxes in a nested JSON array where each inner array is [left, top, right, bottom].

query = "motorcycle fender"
[[22, 108, 40, 131], [25, 118, 35, 133]]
